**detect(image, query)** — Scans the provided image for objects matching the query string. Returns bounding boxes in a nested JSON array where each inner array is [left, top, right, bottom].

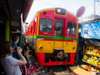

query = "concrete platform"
[[54, 71, 76, 75], [70, 66, 97, 75]]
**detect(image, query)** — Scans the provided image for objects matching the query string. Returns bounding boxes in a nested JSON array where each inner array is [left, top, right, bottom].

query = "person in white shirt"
[[0, 42, 27, 75]]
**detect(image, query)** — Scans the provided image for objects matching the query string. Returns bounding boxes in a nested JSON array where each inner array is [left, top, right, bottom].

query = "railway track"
[[33, 66, 77, 75]]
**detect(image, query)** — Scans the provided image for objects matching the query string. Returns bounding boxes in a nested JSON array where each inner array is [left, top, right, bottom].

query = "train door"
[[64, 22, 78, 64]]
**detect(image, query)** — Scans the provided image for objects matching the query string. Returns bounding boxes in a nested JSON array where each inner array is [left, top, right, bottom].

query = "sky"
[[22, 0, 100, 33], [33, 0, 93, 16], [26, 0, 94, 22]]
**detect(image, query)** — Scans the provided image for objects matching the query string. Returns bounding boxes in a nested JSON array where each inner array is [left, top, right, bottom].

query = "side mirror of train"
[[76, 6, 85, 18]]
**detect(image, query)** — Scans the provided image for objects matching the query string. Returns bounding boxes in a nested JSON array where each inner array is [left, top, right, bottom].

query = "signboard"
[[80, 21, 100, 39], [95, 0, 100, 15]]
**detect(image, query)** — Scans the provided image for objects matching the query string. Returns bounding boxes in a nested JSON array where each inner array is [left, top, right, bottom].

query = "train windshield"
[[40, 18, 52, 32], [55, 19, 63, 36], [67, 22, 76, 35]]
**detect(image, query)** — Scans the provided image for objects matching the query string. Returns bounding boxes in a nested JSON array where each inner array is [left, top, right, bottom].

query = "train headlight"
[[67, 28, 70, 32], [57, 9, 61, 13], [56, 8, 66, 15]]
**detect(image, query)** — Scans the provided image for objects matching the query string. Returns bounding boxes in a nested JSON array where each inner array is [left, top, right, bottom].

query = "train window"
[[67, 22, 76, 35], [40, 18, 52, 32], [55, 19, 63, 36]]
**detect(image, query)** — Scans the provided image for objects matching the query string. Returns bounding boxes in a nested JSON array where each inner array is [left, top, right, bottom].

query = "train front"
[[33, 8, 78, 66]]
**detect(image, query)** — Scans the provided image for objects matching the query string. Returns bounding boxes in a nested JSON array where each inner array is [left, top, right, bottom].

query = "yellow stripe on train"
[[35, 39, 77, 53]]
